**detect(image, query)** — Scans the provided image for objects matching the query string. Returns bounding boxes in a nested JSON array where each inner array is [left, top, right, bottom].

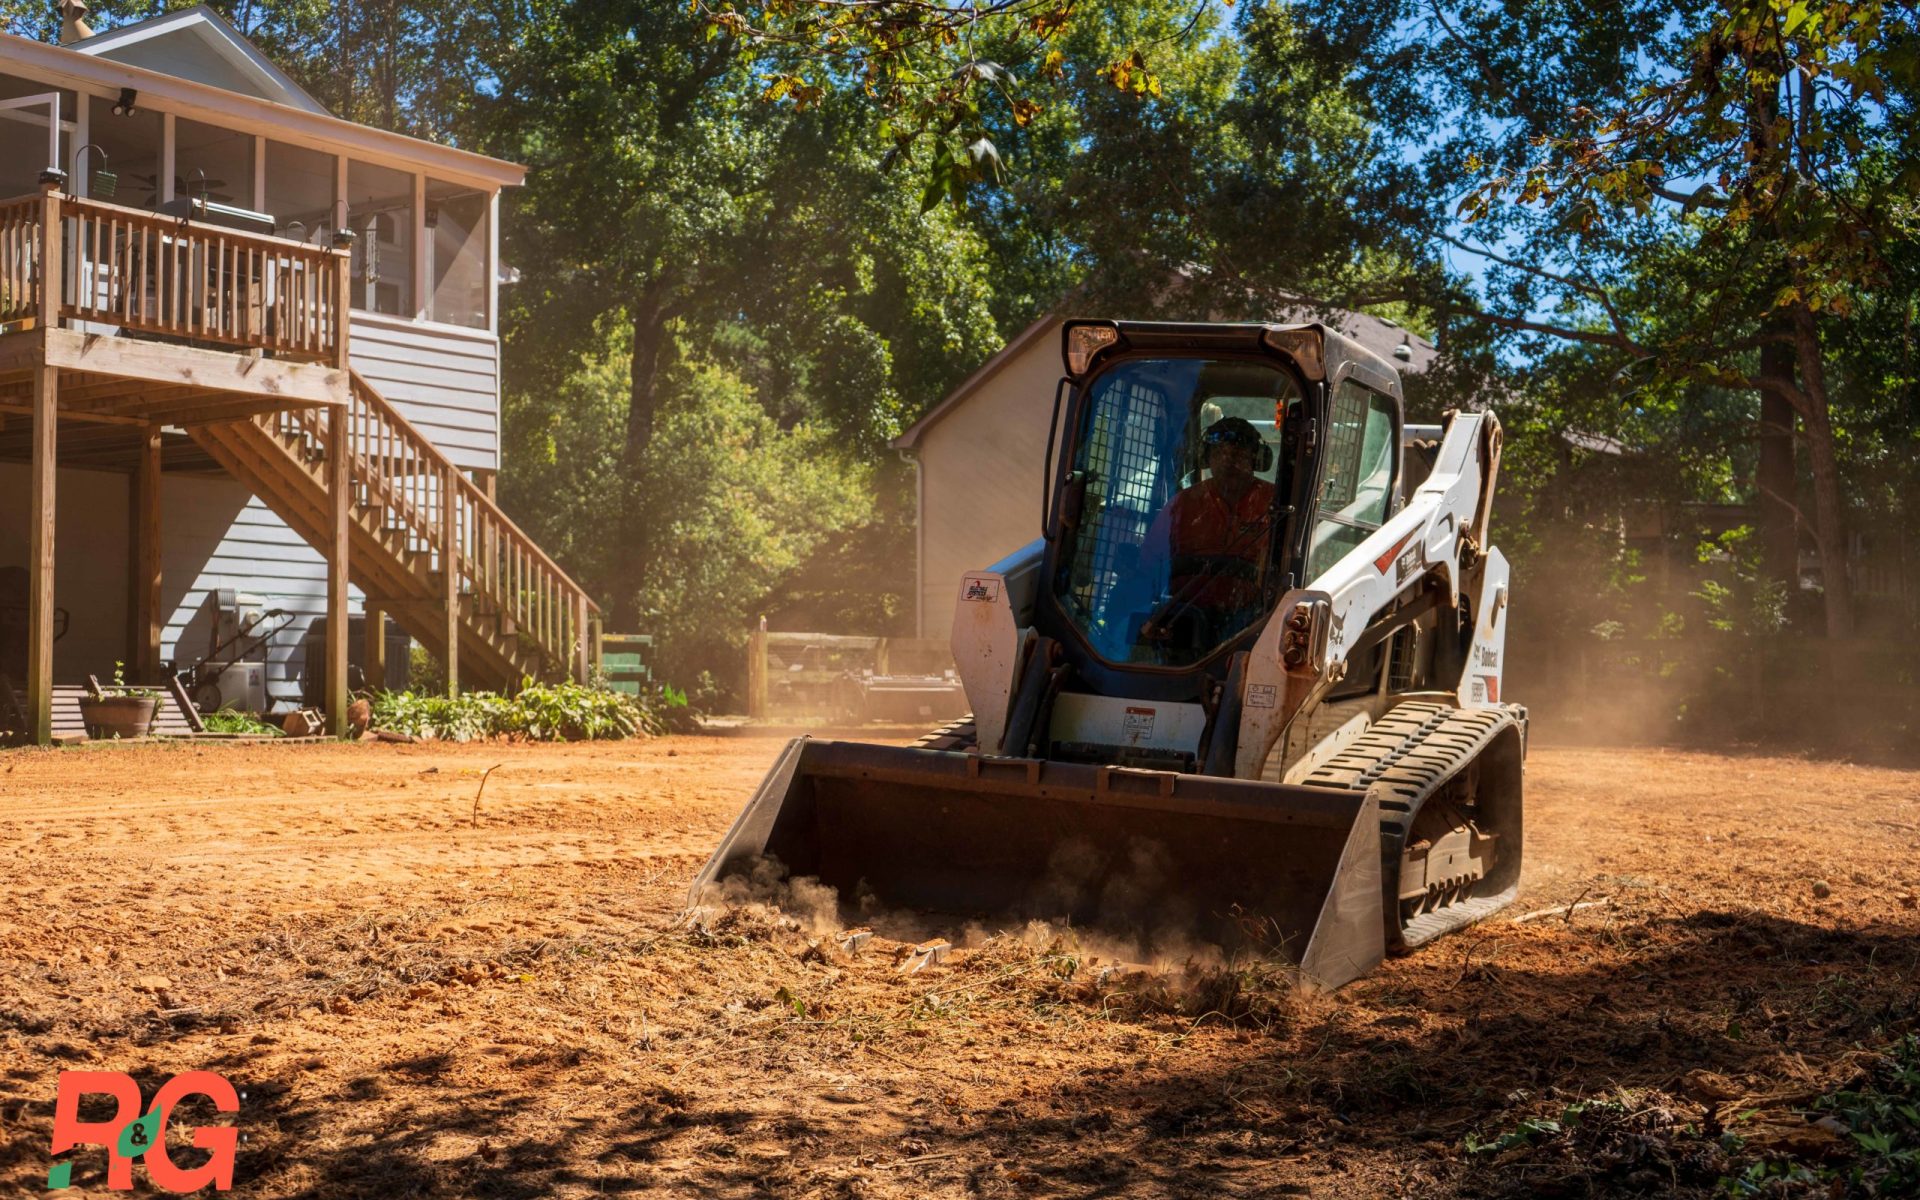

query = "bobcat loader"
[[692, 320, 1524, 988]]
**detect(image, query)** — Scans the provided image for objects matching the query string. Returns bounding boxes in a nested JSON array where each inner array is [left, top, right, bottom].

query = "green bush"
[[369, 680, 668, 742], [201, 710, 283, 736]]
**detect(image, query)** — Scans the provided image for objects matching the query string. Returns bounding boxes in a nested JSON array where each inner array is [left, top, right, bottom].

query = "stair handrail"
[[345, 369, 599, 613], [257, 368, 602, 679]]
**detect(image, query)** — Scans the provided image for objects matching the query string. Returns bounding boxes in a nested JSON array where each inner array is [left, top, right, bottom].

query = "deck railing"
[[268, 371, 602, 681], [0, 195, 40, 323], [0, 188, 350, 361]]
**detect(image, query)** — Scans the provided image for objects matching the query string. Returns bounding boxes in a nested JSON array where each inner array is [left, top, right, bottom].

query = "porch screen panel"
[[83, 93, 160, 204], [425, 178, 487, 328], [0, 73, 76, 197], [347, 159, 414, 317], [264, 139, 336, 244], [174, 118, 253, 209]]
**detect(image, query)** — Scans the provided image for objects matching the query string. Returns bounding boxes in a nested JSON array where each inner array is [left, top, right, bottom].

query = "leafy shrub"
[[369, 681, 666, 742], [201, 710, 283, 736]]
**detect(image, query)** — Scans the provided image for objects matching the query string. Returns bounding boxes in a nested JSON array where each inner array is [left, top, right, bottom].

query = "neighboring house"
[[891, 307, 1437, 640], [0, 3, 597, 742]]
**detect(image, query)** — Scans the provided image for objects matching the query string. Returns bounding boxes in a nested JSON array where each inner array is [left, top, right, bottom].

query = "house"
[[891, 308, 1437, 641], [0, 3, 598, 743]]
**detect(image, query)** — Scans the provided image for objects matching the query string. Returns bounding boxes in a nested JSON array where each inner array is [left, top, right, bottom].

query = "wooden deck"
[[2, 183, 599, 747]]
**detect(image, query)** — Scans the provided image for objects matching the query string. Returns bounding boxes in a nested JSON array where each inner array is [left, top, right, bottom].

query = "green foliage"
[[200, 710, 283, 736], [1692, 528, 1789, 638], [370, 682, 661, 742], [1724, 1035, 1920, 1197], [104, 661, 160, 700]]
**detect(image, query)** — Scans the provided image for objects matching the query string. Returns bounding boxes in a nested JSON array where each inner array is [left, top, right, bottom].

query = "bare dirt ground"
[[1, 733, 1917, 1197]]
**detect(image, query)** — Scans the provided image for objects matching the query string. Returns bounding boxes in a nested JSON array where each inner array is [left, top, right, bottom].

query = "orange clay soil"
[[0, 734, 1916, 1198]]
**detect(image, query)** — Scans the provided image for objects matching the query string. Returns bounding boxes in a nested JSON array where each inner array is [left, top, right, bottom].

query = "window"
[[1056, 357, 1302, 666], [1306, 379, 1396, 579], [346, 159, 414, 316], [424, 178, 488, 328]]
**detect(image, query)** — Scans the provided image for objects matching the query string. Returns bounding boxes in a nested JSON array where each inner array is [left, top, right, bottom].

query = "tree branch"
[[1646, 182, 1728, 210], [1452, 305, 1646, 354]]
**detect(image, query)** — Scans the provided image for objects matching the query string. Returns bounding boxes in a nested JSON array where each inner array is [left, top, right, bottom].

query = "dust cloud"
[[690, 845, 1291, 981]]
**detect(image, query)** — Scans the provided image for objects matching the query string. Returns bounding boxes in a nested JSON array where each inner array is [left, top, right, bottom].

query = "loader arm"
[[1232, 409, 1508, 779]]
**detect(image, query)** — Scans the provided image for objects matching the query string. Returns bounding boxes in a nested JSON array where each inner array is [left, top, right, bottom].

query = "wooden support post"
[[325, 405, 350, 737], [746, 615, 768, 720], [364, 605, 385, 692], [128, 427, 162, 680], [27, 183, 62, 746], [575, 593, 589, 683], [441, 465, 458, 697]]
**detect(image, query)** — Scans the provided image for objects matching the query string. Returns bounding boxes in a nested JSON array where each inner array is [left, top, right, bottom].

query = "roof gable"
[[72, 5, 329, 115]]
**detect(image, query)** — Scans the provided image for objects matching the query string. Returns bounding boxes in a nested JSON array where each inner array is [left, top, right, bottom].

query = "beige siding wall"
[[915, 324, 1061, 637]]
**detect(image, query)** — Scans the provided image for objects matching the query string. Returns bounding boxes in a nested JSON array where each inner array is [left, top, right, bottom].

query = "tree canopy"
[[7, 0, 1916, 714]]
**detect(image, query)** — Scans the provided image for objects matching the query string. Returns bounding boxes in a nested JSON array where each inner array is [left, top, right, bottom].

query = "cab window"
[[1307, 380, 1396, 579]]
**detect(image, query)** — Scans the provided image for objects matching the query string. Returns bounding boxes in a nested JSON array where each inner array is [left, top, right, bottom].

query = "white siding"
[[349, 313, 500, 472], [158, 479, 355, 702]]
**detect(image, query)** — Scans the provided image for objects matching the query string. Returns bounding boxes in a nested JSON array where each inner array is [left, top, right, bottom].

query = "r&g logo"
[[48, 1070, 240, 1192]]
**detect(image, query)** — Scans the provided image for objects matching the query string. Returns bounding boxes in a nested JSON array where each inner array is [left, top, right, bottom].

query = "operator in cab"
[[1139, 416, 1277, 649]]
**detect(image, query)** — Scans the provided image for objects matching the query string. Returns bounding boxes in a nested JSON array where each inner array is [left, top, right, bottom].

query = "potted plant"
[[79, 662, 162, 740]]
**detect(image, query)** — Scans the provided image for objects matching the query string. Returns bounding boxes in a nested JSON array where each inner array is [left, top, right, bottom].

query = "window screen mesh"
[[1067, 379, 1167, 618]]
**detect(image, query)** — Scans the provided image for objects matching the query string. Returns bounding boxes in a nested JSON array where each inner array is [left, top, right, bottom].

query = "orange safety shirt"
[[1154, 477, 1277, 609]]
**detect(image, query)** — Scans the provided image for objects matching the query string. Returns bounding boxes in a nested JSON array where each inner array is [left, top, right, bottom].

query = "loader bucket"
[[690, 739, 1388, 990]]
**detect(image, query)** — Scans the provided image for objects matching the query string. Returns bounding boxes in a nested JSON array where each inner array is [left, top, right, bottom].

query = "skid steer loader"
[[692, 320, 1524, 989]]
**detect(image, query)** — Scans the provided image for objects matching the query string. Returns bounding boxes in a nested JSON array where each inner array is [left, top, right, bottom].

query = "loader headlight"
[[1062, 321, 1121, 378]]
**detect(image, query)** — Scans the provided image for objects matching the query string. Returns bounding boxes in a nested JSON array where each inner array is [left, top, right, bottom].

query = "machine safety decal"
[[1372, 531, 1417, 575], [1246, 684, 1277, 709], [1123, 707, 1156, 742], [1394, 544, 1423, 584], [1473, 674, 1501, 703], [960, 577, 1000, 603]]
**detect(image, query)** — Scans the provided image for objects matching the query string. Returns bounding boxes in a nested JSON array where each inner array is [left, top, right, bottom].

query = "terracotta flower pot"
[[79, 695, 160, 740]]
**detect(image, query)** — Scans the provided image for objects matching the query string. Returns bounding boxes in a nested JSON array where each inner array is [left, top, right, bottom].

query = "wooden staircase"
[[190, 369, 599, 691]]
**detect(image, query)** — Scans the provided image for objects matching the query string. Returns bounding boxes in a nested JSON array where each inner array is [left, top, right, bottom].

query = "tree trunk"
[[1792, 304, 1853, 640], [610, 296, 673, 629], [336, 0, 353, 117], [1756, 333, 1798, 590]]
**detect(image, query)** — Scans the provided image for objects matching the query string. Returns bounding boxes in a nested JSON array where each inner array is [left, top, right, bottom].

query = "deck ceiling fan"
[[128, 174, 237, 207]]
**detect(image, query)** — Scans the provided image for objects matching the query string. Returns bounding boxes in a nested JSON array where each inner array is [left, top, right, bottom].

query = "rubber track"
[[1301, 701, 1522, 948], [913, 717, 978, 754]]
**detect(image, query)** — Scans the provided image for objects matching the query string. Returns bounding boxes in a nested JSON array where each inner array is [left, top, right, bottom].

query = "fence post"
[[575, 593, 590, 683], [746, 615, 768, 719]]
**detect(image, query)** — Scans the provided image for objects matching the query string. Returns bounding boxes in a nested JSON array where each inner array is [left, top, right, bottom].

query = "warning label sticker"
[[960, 577, 1000, 603], [1246, 684, 1277, 709], [1122, 707, 1156, 742]]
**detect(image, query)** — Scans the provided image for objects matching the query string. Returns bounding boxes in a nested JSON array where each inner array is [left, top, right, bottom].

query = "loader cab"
[[1041, 320, 1405, 707]]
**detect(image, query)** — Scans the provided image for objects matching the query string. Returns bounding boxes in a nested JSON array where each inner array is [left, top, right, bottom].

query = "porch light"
[[112, 87, 138, 117], [331, 227, 357, 250], [39, 168, 67, 189], [1061, 321, 1120, 378]]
